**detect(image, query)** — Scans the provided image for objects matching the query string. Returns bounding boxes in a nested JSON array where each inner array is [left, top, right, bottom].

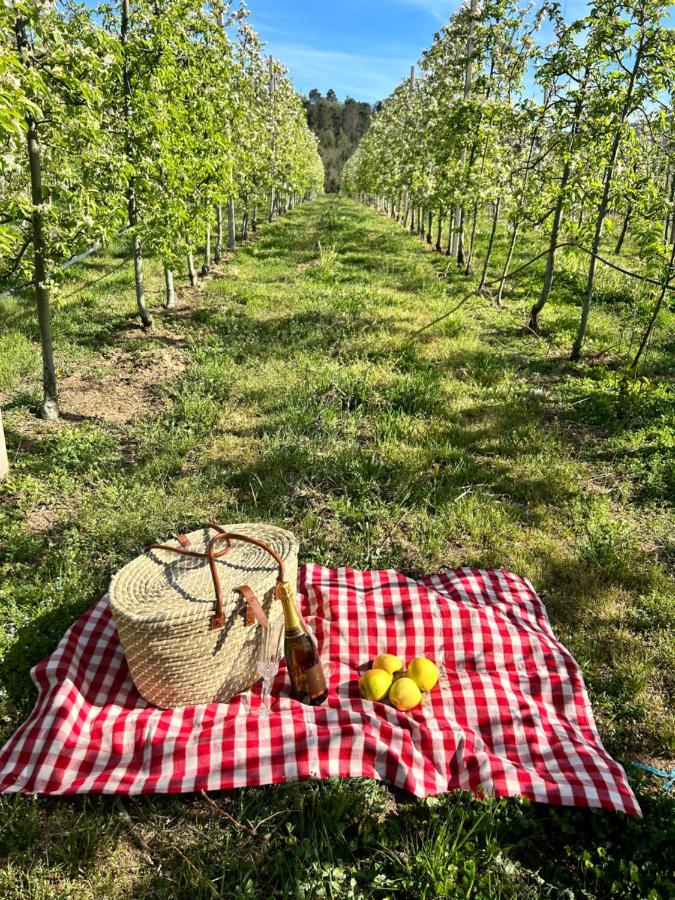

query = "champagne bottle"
[[276, 582, 327, 705]]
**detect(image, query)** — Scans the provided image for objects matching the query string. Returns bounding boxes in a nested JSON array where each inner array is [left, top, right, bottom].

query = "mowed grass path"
[[0, 197, 673, 897]]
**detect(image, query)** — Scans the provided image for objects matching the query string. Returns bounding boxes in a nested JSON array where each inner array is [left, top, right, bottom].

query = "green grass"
[[0, 196, 673, 898]]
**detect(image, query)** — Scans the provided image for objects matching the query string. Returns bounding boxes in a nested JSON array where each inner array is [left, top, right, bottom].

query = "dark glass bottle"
[[277, 582, 328, 705]]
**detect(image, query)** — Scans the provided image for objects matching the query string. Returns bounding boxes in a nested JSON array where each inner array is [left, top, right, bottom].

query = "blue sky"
[[247, 0, 591, 104]]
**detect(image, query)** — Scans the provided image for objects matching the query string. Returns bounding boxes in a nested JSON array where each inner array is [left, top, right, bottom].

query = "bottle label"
[[305, 661, 327, 697]]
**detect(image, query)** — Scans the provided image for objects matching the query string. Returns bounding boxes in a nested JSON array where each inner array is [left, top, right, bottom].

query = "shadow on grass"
[[2, 196, 672, 778], [2, 332, 667, 725], [1, 198, 674, 900]]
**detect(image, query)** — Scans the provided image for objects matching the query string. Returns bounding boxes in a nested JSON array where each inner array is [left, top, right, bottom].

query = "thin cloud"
[[265, 42, 411, 103]]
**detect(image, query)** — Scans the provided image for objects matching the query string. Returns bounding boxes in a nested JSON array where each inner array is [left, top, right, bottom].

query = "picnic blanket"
[[0, 565, 640, 814]]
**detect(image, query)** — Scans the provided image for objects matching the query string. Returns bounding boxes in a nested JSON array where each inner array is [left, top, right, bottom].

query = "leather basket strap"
[[147, 523, 286, 630]]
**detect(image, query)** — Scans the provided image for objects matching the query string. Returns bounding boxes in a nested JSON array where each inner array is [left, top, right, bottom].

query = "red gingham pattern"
[[0, 565, 640, 813]]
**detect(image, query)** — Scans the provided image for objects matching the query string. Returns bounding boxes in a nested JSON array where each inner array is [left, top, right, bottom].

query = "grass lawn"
[[0, 196, 673, 897]]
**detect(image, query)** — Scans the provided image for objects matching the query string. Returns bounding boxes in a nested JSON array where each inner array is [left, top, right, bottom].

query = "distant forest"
[[304, 90, 372, 193]]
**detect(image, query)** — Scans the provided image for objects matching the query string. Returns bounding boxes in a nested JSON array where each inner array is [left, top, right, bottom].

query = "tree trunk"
[[29, 145, 60, 417], [478, 197, 501, 290], [187, 242, 197, 287], [163, 265, 175, 309], [242, 209, 249, 241], [528, 167, 569, 333], [529, 70, 589, 334], [496, 117, 534, 306], [614, 204, 632, 255], [426, 210, 433, 244], [629, 238, 675, 370], [450, 206, 461, 257], [268, 56, 276, 223], [215, 204, 223, 262], [664, 172, 675, 243], [464, 203, 479, 275], [457, 206, 466, 267], [202, 215, 211, 275], [435, 210, 443, 251], [0, 408, 8, 481], [572, 39, 645, 361], [496, 220, 519, 306], [228, 197, 236, 251], [131, 233, 149, 326], [15, 17, 59, 419], [121, 0, 151, 329], [460, 203, 478, 275], [252, 203, 258, 232], [451, 0, 479, 263]]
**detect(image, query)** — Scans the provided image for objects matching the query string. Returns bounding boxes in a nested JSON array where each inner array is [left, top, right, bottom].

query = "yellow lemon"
[[388, 677, 422, 711], [359, 668, 393, 701], [407, 657, 439, 692], [372, 653, 404, 676]]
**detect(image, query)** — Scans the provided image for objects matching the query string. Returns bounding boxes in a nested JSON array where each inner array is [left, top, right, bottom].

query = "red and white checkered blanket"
[[0, 565, 640, 813]]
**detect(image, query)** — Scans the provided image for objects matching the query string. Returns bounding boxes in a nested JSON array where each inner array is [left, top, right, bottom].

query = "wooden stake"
[[0, 409, 8, 481]]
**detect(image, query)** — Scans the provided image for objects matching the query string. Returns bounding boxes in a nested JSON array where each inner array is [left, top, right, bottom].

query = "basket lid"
[[109, 523, 298, 626]]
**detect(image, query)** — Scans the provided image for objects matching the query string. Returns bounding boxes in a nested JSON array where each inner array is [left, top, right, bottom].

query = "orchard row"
[[1, 1, 324, 419], [343, 0, 674, 363]]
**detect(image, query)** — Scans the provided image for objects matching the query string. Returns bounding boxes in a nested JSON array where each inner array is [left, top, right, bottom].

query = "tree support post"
[[0, 409, 8, 481], [215, 204, 223, 262], [228, 197, 236, 251], [202, 214, 211, 275]]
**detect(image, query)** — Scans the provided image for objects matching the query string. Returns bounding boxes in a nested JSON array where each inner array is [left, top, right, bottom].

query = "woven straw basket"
[[109, 523, 298, 708]]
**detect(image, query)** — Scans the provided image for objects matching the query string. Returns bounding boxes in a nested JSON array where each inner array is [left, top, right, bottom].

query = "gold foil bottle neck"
[[276, 581, 303, 632]]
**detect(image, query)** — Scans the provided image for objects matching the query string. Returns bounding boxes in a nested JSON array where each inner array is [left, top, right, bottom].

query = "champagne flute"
[[255, 619, 283, 717]]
